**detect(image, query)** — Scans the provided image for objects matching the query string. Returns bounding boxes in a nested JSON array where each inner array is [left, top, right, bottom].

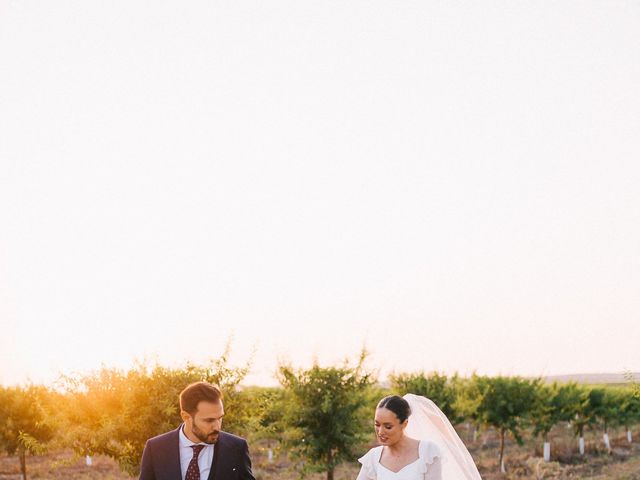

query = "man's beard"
[[192, 424, 219, 444]]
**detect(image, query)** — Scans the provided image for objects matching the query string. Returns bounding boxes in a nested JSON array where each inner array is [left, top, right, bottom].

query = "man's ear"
[[180, 410, 191, 423]]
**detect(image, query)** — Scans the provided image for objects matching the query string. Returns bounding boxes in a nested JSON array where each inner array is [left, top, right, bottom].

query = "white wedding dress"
[[357, 440, 442, 480], [355, 394, 482, 480]]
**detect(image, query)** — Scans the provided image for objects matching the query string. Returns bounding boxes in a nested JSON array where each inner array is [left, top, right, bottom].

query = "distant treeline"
[[1, 352, 639, 480]]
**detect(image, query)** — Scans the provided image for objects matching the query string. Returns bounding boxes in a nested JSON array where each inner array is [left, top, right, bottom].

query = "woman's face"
[[374, 407, 407, 446]]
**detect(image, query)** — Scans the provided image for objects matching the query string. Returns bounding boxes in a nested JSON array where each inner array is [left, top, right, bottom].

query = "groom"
[[139, 381, 255, 480]]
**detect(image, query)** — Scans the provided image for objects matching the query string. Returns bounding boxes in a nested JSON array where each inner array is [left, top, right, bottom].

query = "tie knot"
[[191, 444, 205, 458]]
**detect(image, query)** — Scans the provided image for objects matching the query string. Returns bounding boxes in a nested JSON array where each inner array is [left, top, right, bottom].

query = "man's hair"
[[179, 382, 223, 415]]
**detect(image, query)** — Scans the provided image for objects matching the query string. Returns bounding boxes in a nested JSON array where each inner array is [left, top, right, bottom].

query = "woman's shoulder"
[[358, 446, 383, 478], [418, 439, 442, 464], [358, 445, 383, 464]]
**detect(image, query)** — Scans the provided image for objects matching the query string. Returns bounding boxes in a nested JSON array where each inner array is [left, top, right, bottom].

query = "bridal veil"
[[403, 394, 482, 480]]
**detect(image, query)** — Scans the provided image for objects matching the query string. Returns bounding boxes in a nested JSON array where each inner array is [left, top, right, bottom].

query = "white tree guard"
[[579, 437, 585, 455], [543, 442, 551, 462]]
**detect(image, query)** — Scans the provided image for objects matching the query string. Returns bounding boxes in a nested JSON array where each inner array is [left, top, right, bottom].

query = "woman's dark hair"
[[377, 395, 411, 423]]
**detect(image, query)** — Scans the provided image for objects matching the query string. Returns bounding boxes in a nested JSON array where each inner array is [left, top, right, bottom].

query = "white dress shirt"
[[179, 425, 215, 480]]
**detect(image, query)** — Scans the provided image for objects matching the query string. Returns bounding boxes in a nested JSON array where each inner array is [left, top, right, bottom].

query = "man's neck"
[[182, 424, 203, 444]]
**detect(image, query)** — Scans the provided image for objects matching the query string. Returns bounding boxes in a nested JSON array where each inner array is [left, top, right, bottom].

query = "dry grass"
[[464, 425, 640, 480], [1, 428, 639, 479], [0, 450, 132, 479]]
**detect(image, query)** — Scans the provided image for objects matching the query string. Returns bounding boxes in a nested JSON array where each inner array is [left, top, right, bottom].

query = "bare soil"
[[1, 428, 639, 479]]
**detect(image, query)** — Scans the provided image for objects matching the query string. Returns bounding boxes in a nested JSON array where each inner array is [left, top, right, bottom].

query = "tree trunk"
[[326, 450, 334, 480], [267, 439, 273, 463], [499, 428, 506, 473], [19, 448, 27, 480]]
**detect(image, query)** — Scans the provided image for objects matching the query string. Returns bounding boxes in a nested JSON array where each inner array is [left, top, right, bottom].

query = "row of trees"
[[391, 371, 640, 473], [1, 353, 639, 479]]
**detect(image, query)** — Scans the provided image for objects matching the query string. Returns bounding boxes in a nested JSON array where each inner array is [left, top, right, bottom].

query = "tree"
[[530, 382, 578, 461], [234, 386, 286, 462], [618, 388, 640, 444], [566, 385, 593, 455], [0, 385, 55, 480], [278, 353, 374, 480], [472, 375, 539, 473], [58, 350, 250, 475], [389, 371, 462, 424], [453, 377, 484, 444], [587, 387, 619, 454]]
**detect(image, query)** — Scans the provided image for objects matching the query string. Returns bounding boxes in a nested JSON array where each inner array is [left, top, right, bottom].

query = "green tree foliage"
[[564, 384, 593, 454], [531, 382, 580, 443], [588, 388, 609, 431], [58, 351, 249, 475], [624, 371, 640, 398], [530, 382, 587, 462], [278, 354, 374, 480], [452, 377, 484, 443], [617, 388, 640, 442], [586, 387, 619, 452], [471, 375, 539, 472], [388, 371, 461, 423], [3, 362, 640, 478], [232, 385, 286, 462], [0, 385, 55, 480]]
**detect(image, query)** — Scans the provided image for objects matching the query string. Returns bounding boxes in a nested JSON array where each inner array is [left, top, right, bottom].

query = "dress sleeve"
[[419, 441, 442, 480], [424, 456, 442, 480], [355, 448, 378, 480]]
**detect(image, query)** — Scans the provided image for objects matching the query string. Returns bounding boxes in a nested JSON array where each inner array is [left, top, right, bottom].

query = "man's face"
[[182, 400, 224, 444]]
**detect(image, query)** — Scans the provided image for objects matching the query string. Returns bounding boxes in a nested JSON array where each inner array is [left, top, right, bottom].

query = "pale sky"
[[1, 1, 639, 387]]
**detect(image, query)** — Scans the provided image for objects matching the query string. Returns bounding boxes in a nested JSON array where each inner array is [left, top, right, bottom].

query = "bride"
[[356, 394, 482, 480]]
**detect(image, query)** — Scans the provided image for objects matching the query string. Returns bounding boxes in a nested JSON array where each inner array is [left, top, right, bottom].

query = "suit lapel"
[[207, 432, 226, 480], [162, 427, 182, 480]]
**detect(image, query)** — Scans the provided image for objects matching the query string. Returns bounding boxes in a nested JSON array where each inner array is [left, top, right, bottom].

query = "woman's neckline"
[[377, 440, 422, 474]]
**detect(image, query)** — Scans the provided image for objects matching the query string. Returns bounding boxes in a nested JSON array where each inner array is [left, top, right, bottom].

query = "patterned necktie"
[[186, 444, 205, 480]]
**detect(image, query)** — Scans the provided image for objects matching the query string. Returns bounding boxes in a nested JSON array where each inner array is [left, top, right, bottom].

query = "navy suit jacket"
[[139, 426, 255, 480]]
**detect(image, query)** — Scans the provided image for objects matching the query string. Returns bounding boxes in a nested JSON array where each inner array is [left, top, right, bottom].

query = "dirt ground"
[[1, 429, 639, 479]]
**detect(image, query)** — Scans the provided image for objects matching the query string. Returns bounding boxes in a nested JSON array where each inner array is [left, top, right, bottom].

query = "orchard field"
[[1, 353, 639, 479], [2, 427, 640, 479]]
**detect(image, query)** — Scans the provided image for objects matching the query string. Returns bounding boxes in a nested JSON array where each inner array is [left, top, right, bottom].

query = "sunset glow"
[[1, 0, 639, 387]]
